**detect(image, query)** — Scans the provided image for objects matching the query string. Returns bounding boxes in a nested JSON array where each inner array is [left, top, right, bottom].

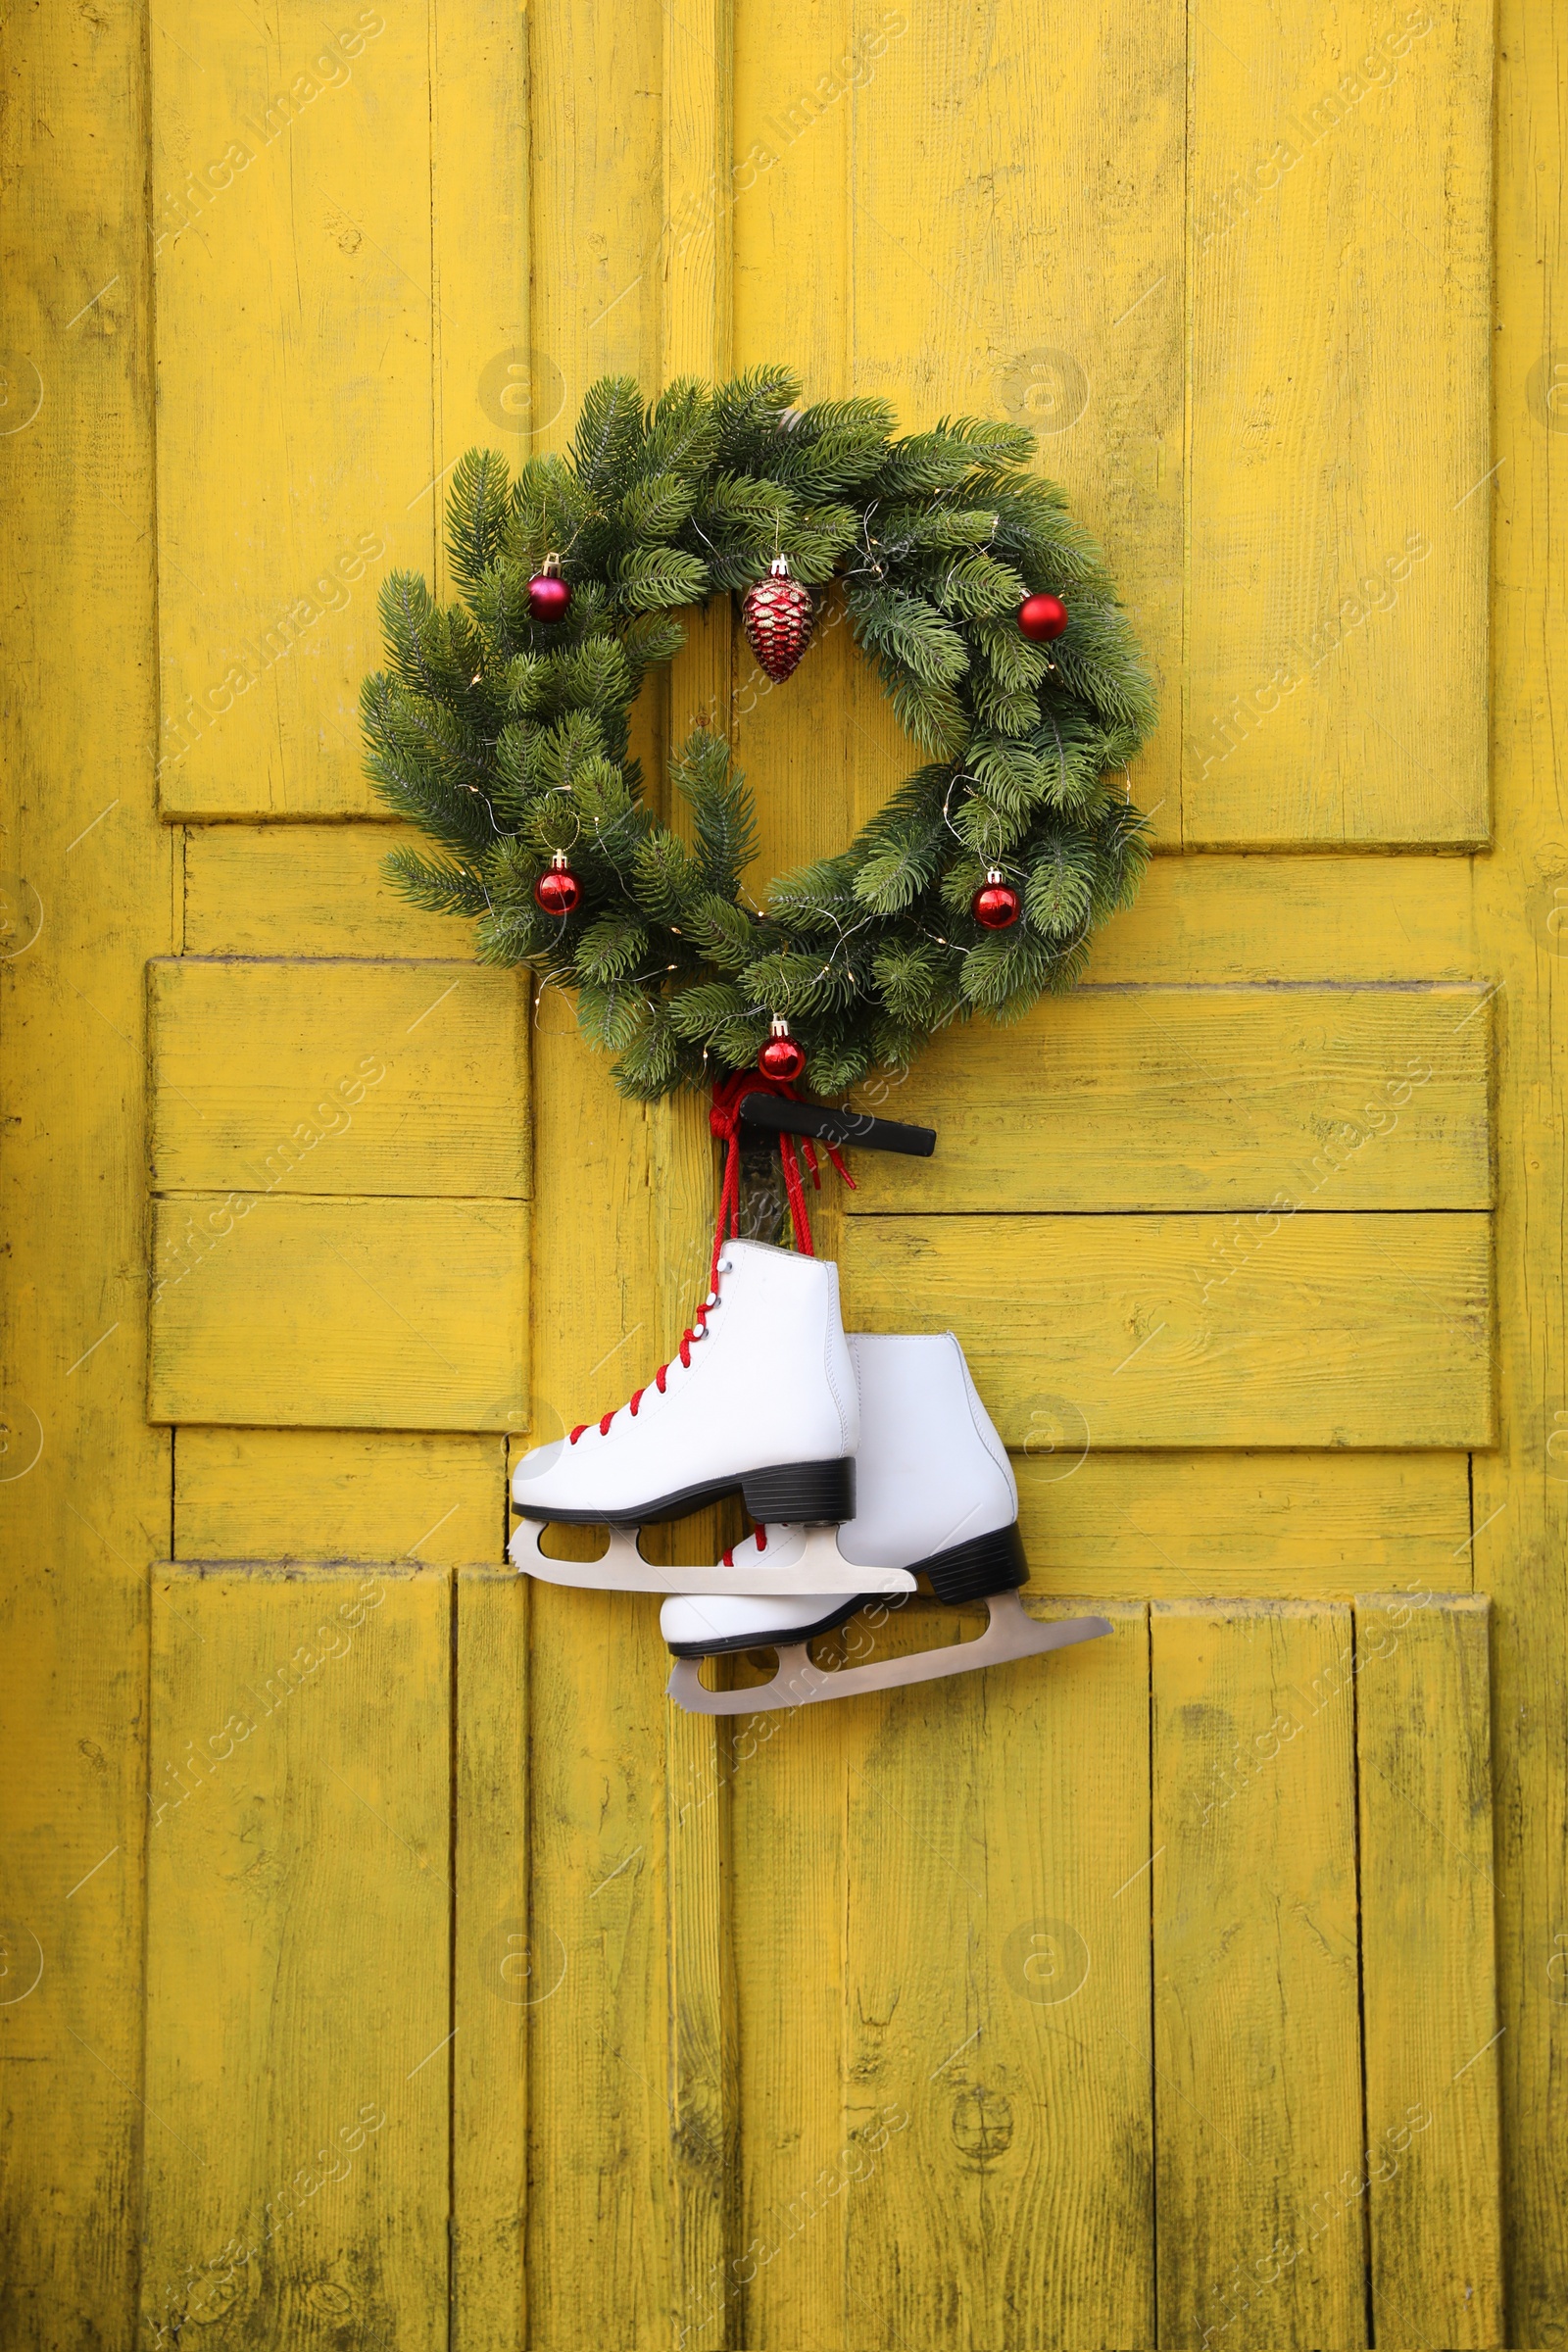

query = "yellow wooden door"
[[4, 1, 1563, 2346]]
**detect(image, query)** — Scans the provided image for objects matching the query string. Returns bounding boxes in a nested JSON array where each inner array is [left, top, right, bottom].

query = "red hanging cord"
[[708, 1068, 854, 1295]]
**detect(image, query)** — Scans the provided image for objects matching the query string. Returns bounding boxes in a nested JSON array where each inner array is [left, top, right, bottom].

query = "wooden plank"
[[657, 23, 742, 2329], [431, 0, 531, 601], [149, 957, 529, 1199], [843, 1211, 1494, 1449], [1092, 855, 1484, 985], [428, 17, 537, 2340], [1016, 1449, 1473, 1598], [1479, 2, 1568, 2334], [1186, 0, 1493, 844], [1152, 1600, 1365, 2349], [151, 2, 436, 817], [836, 1599, 1152, 2348], [850, 0, 1185, 842], [183, 824, 475, 960], [149, 1195, 528, 1431], [1355, 1592, 1502, 2348], [523, 6, 677, 2337], [179, 831, 1489, 981], [724, 1666, 850, 2352], [139, 1563, 451, 2348], [848, 985, 1491, 1213], [454, 1568, 529, 2352], [0, 3, 168, 2340], [175, 1429, 505, 1565]]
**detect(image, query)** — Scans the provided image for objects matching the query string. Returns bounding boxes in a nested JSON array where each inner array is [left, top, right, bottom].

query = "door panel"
[[844, 1211, 1494, 1448], [149, 1195, 528, 1430], [1185, 0, 1493, 846], [140, 1563, 452, 2350], [110, 1, 1517, 2348], [845, 985, 1493, 1213]]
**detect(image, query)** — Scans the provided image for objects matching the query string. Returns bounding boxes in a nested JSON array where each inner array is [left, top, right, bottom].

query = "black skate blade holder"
[[738, 1093, 936, 1157]]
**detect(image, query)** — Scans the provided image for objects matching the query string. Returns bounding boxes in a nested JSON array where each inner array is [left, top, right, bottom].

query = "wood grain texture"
[[1475, 4, 1568, 2335], [850, 0, 1185, 841], [1186, 0, 1493, 844], [523, 6, 679, 2340], [1152, 1601, 1366, 2350], [847, 985, 1492, 1213], [839, 1599, 1153, 2350], [151, 1, 436, 816], [181, 833, 1491, 979], [175, 1429, 505, 1565], [0, 2, 167, 2340], [432, 0, 531, 601], [139, 1564, 451, 2348], [1091, 854, 1484, 984], [149, 1195, 528, 1432], [1015, 1449, 1473, 1597], [843, 1211, 1494, 1449], [149, 957, 528, 1199], [454, 1568, 529, 2352], [1355, 1592, 1503, 2348], [183, 824, 476, 959]]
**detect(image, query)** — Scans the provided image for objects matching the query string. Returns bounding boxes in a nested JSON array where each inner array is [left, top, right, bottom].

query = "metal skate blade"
[[510, 1516, 914, 1596], [665, 1593, 1112, 1715]]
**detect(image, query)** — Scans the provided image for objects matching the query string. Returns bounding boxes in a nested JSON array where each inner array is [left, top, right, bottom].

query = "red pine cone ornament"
[[742, 556, 814, 683], [528, 554, 572, 622], [972, 868, 1021, 930], [533, 849, 581, 916], [1018, 591, 1068, 643], [758, 1016, 807, 1082]]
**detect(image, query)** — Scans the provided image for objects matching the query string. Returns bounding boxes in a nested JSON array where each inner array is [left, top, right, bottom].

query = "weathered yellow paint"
[[848, 985, 1492, 1213], [8, 0, 1557, 2346], [149, 957, 529, 1199], [1355, 1592, 1503, 2346], [140, 1564, 451, 2346], [174, 1429, 506, 1565], [1017, 1449, 1473, 1596], [1474, 13, 1568, 2336], [1152, 1601, 1367, 2348], [845, 1210, 1494, 1448], [1186, 0, 1493, 845], [151, 4, 438, 819], [836, 1600, 1154, 2346], [149, 1195, 528, 1431], [847, 0, 1186, 842], [0, 5, 166, 2340], [183, 824, 478, 960], [454, 1568, 530, 2352], [186, 830, 1491, 978]]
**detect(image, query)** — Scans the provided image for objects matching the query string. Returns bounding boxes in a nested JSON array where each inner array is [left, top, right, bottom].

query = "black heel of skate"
[[742, 1455, 856, 1524], [923, 1523, 1029, 1605]]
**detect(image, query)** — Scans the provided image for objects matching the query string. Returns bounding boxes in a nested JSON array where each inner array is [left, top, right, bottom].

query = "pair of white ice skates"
[[509, 1240, 1108, 1713]]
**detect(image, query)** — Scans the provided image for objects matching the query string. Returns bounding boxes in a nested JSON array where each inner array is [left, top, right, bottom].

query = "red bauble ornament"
[[742, 556, 814, 683], [1018, 591, 1068, 643], [534, 850, 581, 916], [528, 555, 572, 622], [758, 1017, 807, 1082], [972, 868, 1021, 930]]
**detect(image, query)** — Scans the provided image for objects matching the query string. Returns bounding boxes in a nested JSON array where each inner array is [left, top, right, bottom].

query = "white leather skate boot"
[[662, 1332, 1111, 1714], [661, 1332, 1020, 1649], [509, 1239, 858, 1534]]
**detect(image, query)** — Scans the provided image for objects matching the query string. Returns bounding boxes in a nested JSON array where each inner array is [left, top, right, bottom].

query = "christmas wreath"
[[360, 368, 1157, 1103]]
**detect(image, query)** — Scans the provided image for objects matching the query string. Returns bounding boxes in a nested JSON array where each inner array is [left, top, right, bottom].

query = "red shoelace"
[[567, 1070, 854, 1446]]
